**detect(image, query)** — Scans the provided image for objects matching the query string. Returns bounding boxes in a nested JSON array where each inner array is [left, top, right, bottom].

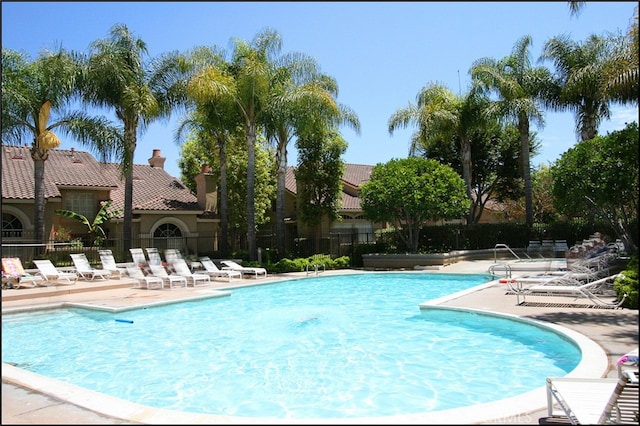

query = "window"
[[64, 193, 95, 219], [154, 223, 182, 238], [153, 223, 183, 251], [2, 213, 23, 238]]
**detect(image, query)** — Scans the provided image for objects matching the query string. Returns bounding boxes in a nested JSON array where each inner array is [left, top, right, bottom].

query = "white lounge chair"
[[2, 257, 46, 288], [129, 248, 148, 266], [221, 260, 267, 279], [149, 264, 188, 289], [516, 274, 626, 307], [199, 257, 242, 282], [70, 253, 111, 281], [171, 258, 210, 287], [98, 249, 127, 278], [126, 265, 164, 290], [145, 248, 163, 266], [544, 373, 638, 424], [33, 259, 78, 284]]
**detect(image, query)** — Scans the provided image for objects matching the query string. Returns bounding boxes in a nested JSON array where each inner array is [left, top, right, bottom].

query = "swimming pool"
[[2, 272, 582, 421]]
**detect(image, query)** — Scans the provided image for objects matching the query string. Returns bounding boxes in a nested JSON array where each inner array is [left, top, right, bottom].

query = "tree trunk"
[[30, 146, 48, 255], [246, 120, 257, 262], [123, 120, 137, 252], [275, 140, 287, 259], [218, 137, 230, 258], [461, 138, 474, 224], [519, 114, 534, 226]]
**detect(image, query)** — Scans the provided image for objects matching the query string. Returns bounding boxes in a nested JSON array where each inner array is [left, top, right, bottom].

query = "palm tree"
[[2, 47, 119, 249], [77, 23, 189, 251], [540, 33, 618, 141], [603, 5, 639, 106], [470, 35, 552, 226], [181, 45, 241, 257], [265, 55, 360, 259], [388, 82, 487, 224], [186, 28, 283, 262]]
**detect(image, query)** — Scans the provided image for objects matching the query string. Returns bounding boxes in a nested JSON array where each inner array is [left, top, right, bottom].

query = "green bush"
[[614, 256, 638, 309]]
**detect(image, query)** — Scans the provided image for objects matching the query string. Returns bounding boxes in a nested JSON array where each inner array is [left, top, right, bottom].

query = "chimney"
[[195, 164, 218, 212], [148, 149, 166, 169]]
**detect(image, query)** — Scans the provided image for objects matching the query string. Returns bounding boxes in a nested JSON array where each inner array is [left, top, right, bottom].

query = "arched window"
[[153, 223, 182, 239], [2, 213, 23, 238], [153, 223, 183, 251]]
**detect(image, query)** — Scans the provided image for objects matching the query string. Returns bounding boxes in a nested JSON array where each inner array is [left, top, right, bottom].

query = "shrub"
[[614, 256, 638, 309]]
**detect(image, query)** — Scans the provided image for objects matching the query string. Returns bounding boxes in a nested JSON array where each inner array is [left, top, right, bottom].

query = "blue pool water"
[[2, 273, 581, 419]]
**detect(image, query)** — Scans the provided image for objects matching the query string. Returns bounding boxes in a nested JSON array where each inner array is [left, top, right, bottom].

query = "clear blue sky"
[[2, 1, 638, 179]]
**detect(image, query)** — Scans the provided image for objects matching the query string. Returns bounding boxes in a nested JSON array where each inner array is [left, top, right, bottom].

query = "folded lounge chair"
[[171, 258, 210, 287], [33, 259, 78, 284], [199, 257, 242, 282], [221, 260, 267, 279], [70, 253, 112, 281], [516, 273, 626, 308], [2, 257, 46, 288]]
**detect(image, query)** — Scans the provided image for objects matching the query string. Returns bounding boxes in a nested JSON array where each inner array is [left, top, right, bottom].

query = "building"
[[2, 145, 384, 259]]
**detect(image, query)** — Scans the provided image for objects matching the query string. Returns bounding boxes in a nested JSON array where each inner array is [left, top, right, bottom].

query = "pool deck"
[[2, 260, 638, 424]]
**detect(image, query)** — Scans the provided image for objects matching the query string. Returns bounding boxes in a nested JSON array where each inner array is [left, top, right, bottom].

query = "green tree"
[[295, 127, 347, 250], [603, 6, 639, 105], [265, 56, 360, 259], [177, 134, 276, 255], [360, 157, 470, 252], [55, 200, 122, 246], [388, 82, 488, 223], [181, 45, 241, 257], [551, 122, 638, 254], [471, 35, 553, 226], [540, 33, 618, 141], [78, 23, 188, 251], [1, 47, 119, 249], [187, 28, 281, 261]]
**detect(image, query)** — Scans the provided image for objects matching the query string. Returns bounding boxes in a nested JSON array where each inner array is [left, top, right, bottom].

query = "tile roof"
[[2, 145, 200, 216], [285, 163, 373, 211]]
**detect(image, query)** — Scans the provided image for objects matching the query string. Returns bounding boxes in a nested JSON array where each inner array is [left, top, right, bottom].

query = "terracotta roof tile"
[[2, 145, 199, 216]]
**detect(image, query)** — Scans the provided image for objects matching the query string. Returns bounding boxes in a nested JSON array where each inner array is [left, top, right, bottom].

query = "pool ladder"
[[488, 263, 512, 279]]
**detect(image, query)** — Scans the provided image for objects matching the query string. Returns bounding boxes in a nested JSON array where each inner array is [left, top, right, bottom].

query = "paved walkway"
[[2, 261, 638, 424]]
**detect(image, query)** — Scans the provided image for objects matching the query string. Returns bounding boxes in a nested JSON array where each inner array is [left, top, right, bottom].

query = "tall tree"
[[187, 28, 283, 261], [388, 82, 487, 223], [78, 23, 188, 251], [181, 45, 240, 257], [551, 122, 638, 255], [265, 60, 359, 259], [470, 35, 552, 226], [295, 126, 348, 251], [2, 47, 119, 249], [540, 33, 617, 141], [603, 5, 639, 105]]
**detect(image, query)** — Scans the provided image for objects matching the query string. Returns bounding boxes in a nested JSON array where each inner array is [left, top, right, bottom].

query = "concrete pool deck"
[[2, 260, 638, 424]]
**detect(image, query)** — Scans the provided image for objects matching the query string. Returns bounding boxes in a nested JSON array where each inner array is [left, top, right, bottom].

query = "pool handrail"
[[494, 243, 522, 262]]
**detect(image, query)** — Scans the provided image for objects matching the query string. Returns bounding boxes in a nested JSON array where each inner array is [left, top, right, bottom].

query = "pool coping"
[[1, 270, 614, 424]]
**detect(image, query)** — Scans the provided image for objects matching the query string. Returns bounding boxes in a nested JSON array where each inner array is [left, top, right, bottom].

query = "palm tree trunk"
[[218, 137, 230, 258], [275, 141, 287, 259], [461, 138, 474, 224], [123, 122, 137, 252], [519, 114, 534, 226], [31, 147, 48, 254], [246, 120, 257, 261]]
